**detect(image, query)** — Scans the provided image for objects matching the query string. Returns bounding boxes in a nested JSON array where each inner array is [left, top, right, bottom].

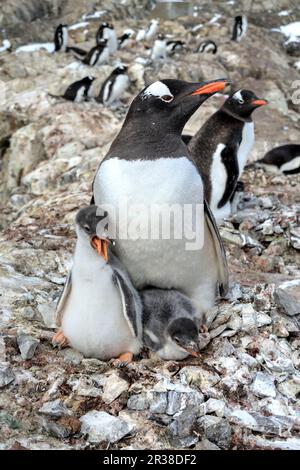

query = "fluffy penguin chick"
[[255, 144, 300, 175], [97, 65, 130, 106], [53, 206, 142, 363], [141, 289, 200, 360], [188, 89, 267, 222]]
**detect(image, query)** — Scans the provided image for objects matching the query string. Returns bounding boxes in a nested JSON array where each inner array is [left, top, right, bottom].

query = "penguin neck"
[[73, 236, 106, 275], [109, 116, 187, 159], [221, 107, 253, 123]]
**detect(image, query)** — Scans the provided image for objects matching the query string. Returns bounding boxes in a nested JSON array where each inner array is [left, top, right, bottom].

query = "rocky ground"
[[0, 0, 300, 451]]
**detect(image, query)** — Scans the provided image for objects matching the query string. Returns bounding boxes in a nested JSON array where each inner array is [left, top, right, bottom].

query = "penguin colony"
[[10, 14, 297, 363]]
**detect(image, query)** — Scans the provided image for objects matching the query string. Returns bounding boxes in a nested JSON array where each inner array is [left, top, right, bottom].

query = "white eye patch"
[[142, 81, 174, 102], [233, 90, 244, 104]]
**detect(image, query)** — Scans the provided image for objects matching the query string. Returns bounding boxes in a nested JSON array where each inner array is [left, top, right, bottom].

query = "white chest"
[[209, 143, 227, 211], [74, 86, 85, 103], [104, 75, 129, 105], [151, 40, 166, 60], [237, 122, 254, 176]]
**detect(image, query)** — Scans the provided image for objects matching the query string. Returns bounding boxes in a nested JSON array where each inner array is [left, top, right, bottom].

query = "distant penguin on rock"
[[151, 34, 167, 60], [137, 19, 159, 42], [166, 40, 185, 56], [232, 15, 248, 42], [54, 24, 68, 52], [82, 40, 109, 66], [118, 29, 134, 48], [188, 89, 268, 222], [97, 65, 130, 106], [255, 144, 300, 175], [48, 76, 95, 103], [96, 22, 118, 54], [196, 39, 217, 54]]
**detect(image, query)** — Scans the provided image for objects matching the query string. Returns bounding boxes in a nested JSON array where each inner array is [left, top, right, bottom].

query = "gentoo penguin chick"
[[118, 29, 134, 49], [93, 78, 230, 319], [141, 289, 200, 361], [96, 22, 118, 54], [96, 65, 130, 106], [54, 24, 68, 52], [188, 89, 268, 222], [49, 76, 95, 103], [232, 15, 248, 42], [196, 40, 217, 54], [255, 144, 300, 175], [151, 34, 167, 60], [53, 206, 142, 364], [166, 40, 185, 56], [82, 40, 109, 66], [137, 19, 159, 42]]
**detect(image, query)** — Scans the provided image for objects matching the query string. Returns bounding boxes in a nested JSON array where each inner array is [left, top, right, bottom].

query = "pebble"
[[102, 372, 129, 404], [274, 280, 300, 316], [196, 416, 232, 450], [250, 372, 277, 398], [39, 399, 70, 418], [80, 410, 134, 443], [0, 362, 15, 388], [17, 333, 39, 360]]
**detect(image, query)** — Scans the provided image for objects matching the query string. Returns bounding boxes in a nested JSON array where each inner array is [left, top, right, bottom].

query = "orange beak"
[[191, 79, 229, 96], [185, 348, 199, 358], [252, 99, 268, 106], [91, 235, 109, 262]]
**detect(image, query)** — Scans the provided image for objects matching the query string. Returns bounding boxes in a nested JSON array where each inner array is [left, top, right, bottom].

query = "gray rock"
[[127, 394, 149, 411], [43, 419, 71, 439], [168, 410, 197, 438], [17, 333, 39, 360], [166, 389, 204, 416], [277, 378, 300, 400], [180, 366, 220, 390], [39, 399, 70, 418], [197, 416, 232, 450], [80, 410, 134, 443], [240, 304, 258, 334], [0, 362, 15, 388], [58, 348, 83, 365], [102, 372, 129, 404], [274, 280, 300, 316], [250, 372, 276, 398], [229, 409, 295, 435], [149, 392, 168, 414], [199, 398, 226, 417], [195, 439, 221, 450]]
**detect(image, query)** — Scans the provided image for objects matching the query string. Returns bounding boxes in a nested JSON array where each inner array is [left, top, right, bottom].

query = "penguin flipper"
[[217, 144, 239, 209], [112, 269, 141, 338], [204, 200, 229, 297], [55, 271, 72, 327]]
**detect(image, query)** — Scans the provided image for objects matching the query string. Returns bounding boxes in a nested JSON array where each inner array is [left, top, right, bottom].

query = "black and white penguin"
[[255, 144, 300, 175], [232, 15, 248, 42], [96, 22, 118, 54], [53, 205, 142, 365], [166, 40, 185, 56], [188, 89, 268, 222], [48, 76, 95, 103], [136, 19, 159, 42], [54, 24, 68, 52], [141, 288, 200, 360], [151, 33, 167, 60], [92, 78, 229, 318], [196, 39, 217, 54], [66, 45, 87, 60], [96, 65, 130, 106], [82, 40, 109, 66], [118, 29, 134, 48]]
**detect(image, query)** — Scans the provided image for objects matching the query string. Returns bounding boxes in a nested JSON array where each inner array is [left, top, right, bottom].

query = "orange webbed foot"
[[112, 352, 133, 368], [52, 330, 69, 349]]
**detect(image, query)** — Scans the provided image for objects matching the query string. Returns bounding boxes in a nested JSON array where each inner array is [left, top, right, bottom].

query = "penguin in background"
[[166, 40, 185, 56], [96, 65, 130, 106], [53, 205, 142, 365], [93, 78, 230, 319], [188, 89, 268, 222], [141, 288, 200, 361], [151, 33, 167, 60], [66, 45, 87, 60], [96, 22, 118, 54], [255, 144, 300, 175], [196, 40, 217, 54], [232, 15, 248, 42], [82, 40, 109, 66], [118, 29, 134, 48], [136, 19, 159, 42], [48, 76, 95, 102], [54, 24, 68, 52]]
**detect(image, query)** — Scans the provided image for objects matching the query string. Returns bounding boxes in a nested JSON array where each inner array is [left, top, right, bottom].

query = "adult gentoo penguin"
[[196, 40, 217, 54], [96, 22, 118, 54], [166, 40, 185, 56], [151, 34, 167, 60], [118, 29, 134, 48], [54, 24, 68, 52], [232, 15, 248, 42], [136, 19, 159, 42], [93, 78, 230, 317], [141, 288, 200, 360], [53, 206, 142, 364], [96, 65, 130, 106], [82, 40, 109, 66], [255, 144, 300, 175], [188, 89, 268, 222], [49, 76, 95, 102]]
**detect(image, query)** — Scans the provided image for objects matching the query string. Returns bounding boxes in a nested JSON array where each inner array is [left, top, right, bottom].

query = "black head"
[[222, 89, 268, 121], [167, 317, 199, 357], [113, 65, 128, 75], [86, 75, 95, 82], [157, 33, 165, 41], [124, 78, 230, 134], [75, 206, 110, 260], [102, 22, 114, 29]]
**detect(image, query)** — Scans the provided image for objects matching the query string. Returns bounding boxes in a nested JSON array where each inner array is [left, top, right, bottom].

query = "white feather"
[[142, 80, 172, 98], [103, 74, 129, 106], [237, 122, 254, 176], [151, 39, 167, 60], [280, 156, 300, 172]]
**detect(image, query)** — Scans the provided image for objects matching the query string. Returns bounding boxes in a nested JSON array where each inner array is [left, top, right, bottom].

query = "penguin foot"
[[112, 352, 133, 368], [52, 331, 69, 349], [199, 324, 208, 334]]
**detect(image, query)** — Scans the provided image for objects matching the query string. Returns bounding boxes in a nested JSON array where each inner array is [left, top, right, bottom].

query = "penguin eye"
[[238, 98, 244, 104], [84, 225, 90, 233], [160, 95, 174, 103]]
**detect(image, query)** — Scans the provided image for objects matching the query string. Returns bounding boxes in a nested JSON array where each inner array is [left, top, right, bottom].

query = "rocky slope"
[[0, 0, 300, 450]]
